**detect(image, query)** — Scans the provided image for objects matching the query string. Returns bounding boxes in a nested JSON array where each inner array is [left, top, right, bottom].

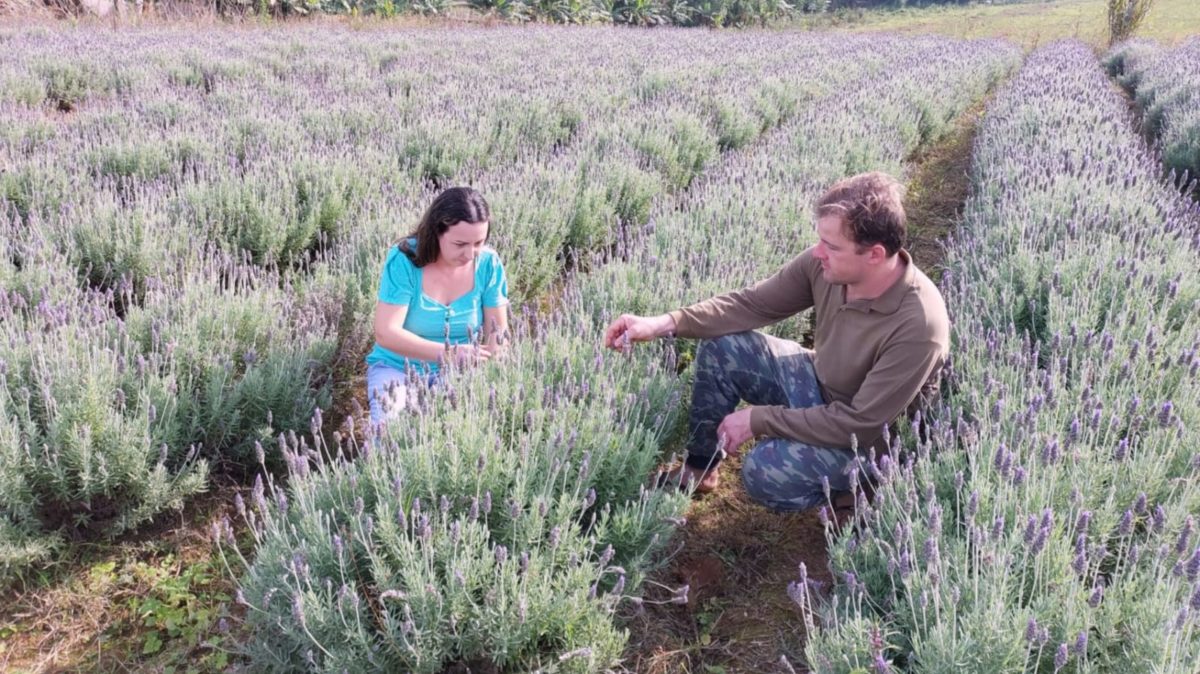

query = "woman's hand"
[[449, 343, 494, 368]]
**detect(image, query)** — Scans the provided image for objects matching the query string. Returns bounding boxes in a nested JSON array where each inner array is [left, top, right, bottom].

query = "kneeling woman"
[[366, 187, 510, 425]]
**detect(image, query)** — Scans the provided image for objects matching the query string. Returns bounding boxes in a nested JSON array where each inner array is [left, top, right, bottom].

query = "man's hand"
[[716, 408, 755, 456], [602, 313, 675, 351]]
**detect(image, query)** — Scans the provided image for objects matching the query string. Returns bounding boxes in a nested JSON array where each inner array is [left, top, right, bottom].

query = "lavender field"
[[801, 41, 1200, 673], [1105, 37, 1200, 188], [3, 20, 1196, 674]]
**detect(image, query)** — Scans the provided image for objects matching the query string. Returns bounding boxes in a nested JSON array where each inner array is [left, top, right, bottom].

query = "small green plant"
[[1107, 0, 1155, 45]]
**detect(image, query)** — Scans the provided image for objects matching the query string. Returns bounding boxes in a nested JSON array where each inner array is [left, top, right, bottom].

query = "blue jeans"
[[366, 362, 437, 427], [685, 331, 855, 512]]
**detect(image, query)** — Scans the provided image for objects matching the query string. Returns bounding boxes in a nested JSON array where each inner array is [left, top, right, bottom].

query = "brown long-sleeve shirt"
[[668, 247, 950, 455]]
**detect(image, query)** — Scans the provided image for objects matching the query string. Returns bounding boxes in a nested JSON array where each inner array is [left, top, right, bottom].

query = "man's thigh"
[[698, 331, 823, 408]]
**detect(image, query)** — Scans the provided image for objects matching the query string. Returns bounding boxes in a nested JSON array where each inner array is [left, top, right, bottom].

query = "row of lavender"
[[0, 27, 831, 574], [219, 35, 1021, 672], [1104, 38, 1200, 189], [802, 41, 1200, 673]]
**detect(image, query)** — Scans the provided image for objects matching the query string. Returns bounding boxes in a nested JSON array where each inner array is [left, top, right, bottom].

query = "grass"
[[0, 485, 248, 673], [831, 0, 1200, 49]]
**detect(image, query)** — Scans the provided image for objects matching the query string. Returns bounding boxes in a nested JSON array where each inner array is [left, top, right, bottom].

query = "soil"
[[620, 452, 832, 674]]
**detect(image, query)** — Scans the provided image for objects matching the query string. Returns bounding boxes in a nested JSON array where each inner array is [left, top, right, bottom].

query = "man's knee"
[[742, 439, 854, 511], [741, 440, 823, 508], [697, 332, 758, 364]]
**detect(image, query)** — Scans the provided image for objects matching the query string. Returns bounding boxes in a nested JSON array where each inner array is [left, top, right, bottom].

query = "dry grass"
[[0, 482, 248, 673], [840, 0, 1200, 49]]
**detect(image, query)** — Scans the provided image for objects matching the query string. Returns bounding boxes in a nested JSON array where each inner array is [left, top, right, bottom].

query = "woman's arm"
[[374, 302, 449, 363], [483, 304, 509, 352]]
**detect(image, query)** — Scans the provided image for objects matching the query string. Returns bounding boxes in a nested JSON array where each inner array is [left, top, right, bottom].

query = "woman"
[[366, 186, 510, 426]]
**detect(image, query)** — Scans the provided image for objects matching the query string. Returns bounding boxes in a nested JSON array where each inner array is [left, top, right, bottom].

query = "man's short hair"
[[815, 172, 906, 256]]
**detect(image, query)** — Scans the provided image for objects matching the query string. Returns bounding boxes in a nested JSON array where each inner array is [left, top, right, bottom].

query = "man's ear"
[[868, 244, 887, 264]]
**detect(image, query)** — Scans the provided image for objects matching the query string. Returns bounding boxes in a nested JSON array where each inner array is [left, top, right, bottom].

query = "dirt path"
[[619, 97, 989, 674]]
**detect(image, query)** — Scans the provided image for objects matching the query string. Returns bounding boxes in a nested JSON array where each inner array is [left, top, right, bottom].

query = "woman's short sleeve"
[[482, 251, 509, 308], [378, 248, 416, 306]]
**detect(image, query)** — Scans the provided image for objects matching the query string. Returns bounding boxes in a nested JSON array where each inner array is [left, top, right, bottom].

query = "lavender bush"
[[803, 40, 1200, 673], [218, 32, 1018, 671], [1105, 38, 1200, 188]]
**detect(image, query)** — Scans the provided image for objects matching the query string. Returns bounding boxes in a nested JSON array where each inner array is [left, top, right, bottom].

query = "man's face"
[[812, 214, 870, 285]]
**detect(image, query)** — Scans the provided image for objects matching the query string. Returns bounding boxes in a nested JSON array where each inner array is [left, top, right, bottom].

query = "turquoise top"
[[365, 240, 509, 374]]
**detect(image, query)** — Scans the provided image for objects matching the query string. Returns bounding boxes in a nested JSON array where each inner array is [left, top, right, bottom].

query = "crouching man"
[[602, 172, 949, 512]]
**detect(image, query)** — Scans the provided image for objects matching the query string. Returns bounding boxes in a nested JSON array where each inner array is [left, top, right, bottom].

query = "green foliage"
[[806, 41, 1200, 674], [1107, 0, 1155, 45], [1105, 39, 1200, 187], [633, 113, 718, 190]]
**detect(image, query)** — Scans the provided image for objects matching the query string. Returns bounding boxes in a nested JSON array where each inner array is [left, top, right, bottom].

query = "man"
[[602, 172, 949, 512]]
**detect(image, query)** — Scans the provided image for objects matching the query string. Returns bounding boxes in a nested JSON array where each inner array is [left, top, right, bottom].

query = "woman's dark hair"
[[398, 187, 490, 267]]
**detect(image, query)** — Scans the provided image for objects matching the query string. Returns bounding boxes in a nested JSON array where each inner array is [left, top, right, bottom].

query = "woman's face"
[[437, 220, 489, 267]]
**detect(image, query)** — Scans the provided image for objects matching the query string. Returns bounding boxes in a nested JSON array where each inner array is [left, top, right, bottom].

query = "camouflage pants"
[[686, 331, 854, 512]]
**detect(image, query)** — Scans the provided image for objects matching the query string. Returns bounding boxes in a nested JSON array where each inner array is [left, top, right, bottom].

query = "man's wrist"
[[657, 313, 678, 338]]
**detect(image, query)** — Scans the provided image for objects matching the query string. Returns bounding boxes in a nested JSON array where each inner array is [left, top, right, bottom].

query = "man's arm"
[[749, 335, 945, 450], [668, 249, 816, 340]]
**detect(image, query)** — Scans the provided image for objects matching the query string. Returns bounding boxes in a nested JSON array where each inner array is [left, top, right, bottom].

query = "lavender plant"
[[1105, 38, 1200, 188], [804, 40, 1200, 673]]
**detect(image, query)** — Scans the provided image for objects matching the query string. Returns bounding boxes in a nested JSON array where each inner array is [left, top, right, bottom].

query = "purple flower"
[[1153, 505, 1167, 533], [1025, 617, 1040, 643], [1178, 517, 1195, 555], [1134, 492, 1147, 515], [1075, 510, 1092, 534], [1073, 631, 1088, 655], [1054, 643, 1068, 671], [495, 545, 508, 565], [923, 537, 940, 566], [1118, 510, 1134, 537], [1023, 515, 1039, 546], [1041, 439, 1059, 466], [1088, 584, 1104, 608], [291, 594, 306, 627], [598, 545, 614, 568], [787, 580, 806, 607], [1186, 548, 1200, 582], [1158, 401, 1174, 427], [1114, 438, 1129, 461]]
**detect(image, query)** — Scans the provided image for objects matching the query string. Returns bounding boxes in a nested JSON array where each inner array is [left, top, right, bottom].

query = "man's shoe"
[[657, 463, 720, 494]]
